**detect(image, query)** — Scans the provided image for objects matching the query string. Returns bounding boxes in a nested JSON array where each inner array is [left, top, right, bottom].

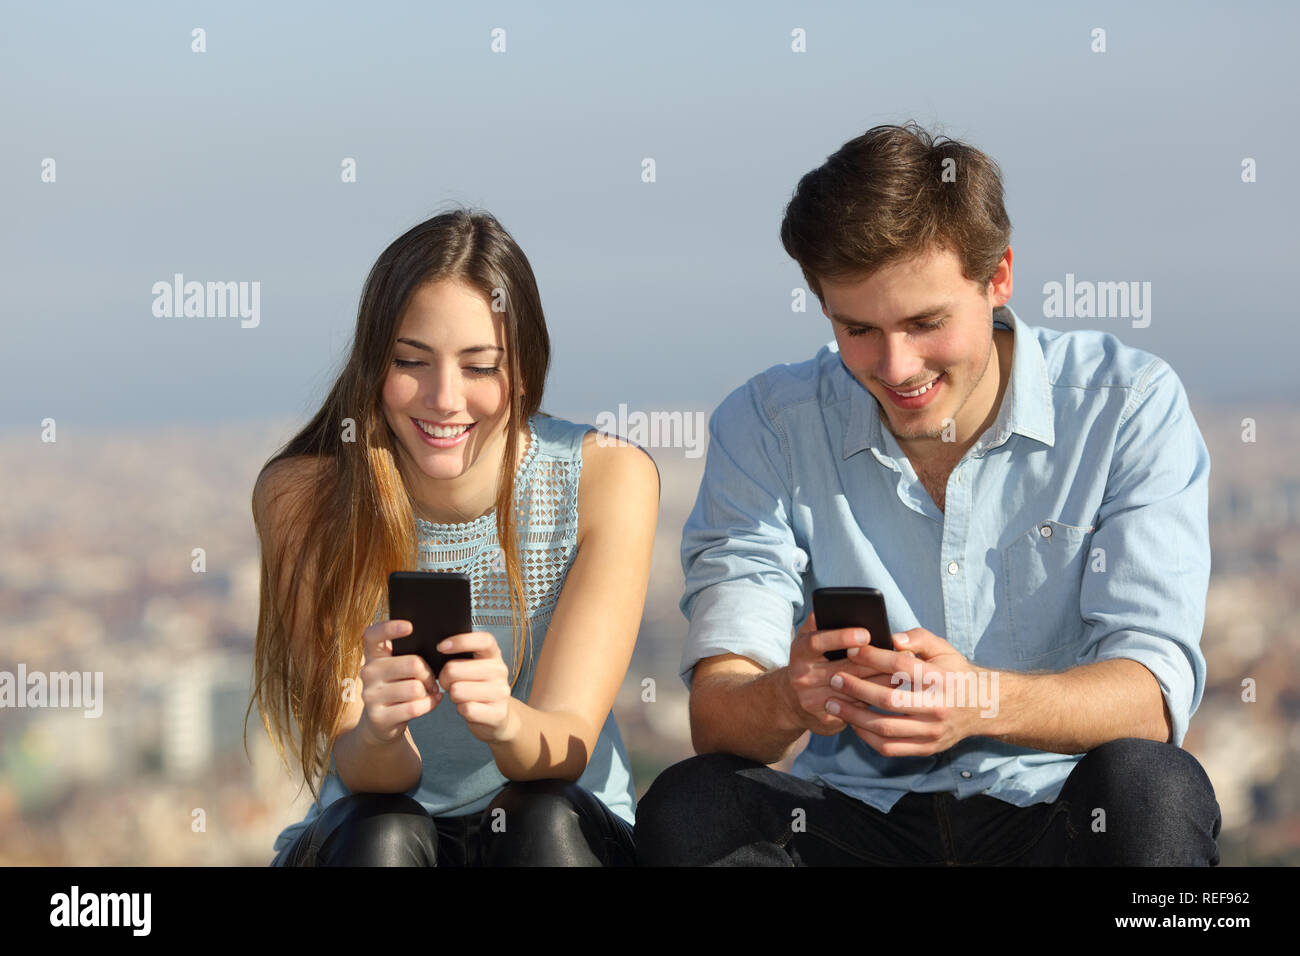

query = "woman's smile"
[[412, 417, 475, 446]]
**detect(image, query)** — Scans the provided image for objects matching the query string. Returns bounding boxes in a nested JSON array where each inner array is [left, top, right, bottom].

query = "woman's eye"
[[391, 360, 500, 376]]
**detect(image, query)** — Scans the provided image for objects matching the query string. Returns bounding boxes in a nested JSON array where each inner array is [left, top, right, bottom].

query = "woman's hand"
[[357, 619, 442, 744], [435, 631, 519, 744]]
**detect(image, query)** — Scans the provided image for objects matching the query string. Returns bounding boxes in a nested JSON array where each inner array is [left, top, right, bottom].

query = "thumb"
[[892, 627, 949, 658]]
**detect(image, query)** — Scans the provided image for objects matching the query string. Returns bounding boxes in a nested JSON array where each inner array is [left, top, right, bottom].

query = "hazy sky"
[[3, 0, 1297, 432]]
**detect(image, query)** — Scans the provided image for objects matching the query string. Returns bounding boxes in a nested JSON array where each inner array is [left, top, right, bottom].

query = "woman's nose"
[[424, 368, 463, 415]]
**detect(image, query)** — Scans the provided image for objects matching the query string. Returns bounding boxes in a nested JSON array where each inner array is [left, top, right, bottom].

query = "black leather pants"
[[270, 780, 635, 866]]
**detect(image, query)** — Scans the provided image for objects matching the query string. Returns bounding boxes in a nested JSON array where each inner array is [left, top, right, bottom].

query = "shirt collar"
[[840, 303, 1055, 460]]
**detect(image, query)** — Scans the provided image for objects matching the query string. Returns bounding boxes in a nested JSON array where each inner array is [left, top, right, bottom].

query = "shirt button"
[[947, 561, 959, 575], [960, 770, 972, 779], [1039, 525, 1053, 538]]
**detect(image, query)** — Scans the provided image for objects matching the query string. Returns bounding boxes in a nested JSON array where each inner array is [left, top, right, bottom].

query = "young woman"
[[248, 209, 659, 866]]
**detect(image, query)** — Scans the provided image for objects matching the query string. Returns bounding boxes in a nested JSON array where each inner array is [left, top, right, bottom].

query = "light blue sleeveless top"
[[272, 413, 637, 854]]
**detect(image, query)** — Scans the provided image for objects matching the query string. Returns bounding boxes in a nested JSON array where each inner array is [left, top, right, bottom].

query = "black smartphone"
[[387, 571, 475, 677], [812, 587, 893, 659]]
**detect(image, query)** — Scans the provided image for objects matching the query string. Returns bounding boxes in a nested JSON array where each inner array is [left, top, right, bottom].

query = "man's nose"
[[876, 333, 925, 388]]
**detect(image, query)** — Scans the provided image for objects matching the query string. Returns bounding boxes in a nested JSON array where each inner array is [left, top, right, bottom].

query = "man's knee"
[[634, 752, 766, 861], [1075, 738, 1217, 806], [639, 753, 759, 818], [1065, 738, 1221, 864]]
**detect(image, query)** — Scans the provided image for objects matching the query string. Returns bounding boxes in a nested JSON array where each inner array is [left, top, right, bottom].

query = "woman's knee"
[[295, 792, 439, 867], [480, 779, 627, 866]]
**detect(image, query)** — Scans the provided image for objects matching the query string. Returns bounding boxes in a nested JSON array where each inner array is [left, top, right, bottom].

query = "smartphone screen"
[[387, 571, 475, 677], [811, 587, 893, 659]]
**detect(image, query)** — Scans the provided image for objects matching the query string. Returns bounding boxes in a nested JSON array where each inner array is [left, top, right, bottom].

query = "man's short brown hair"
[[779, 122, 1012, 304]]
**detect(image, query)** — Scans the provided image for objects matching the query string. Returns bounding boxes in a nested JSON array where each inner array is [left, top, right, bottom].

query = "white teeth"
[[894, 376, 940, 398], [416, 420, 471, 438]]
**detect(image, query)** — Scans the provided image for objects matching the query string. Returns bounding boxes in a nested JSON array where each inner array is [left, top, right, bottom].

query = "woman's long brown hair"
[[243, 208, 551, 803]]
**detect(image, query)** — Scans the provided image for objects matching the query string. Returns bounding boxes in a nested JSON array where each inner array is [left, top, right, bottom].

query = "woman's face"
[[382, 279, 516, 491]]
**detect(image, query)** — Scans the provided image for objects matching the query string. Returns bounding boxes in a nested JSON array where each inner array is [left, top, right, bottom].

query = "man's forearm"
[[985, 658, 1172, 754], [690, 667, 808, 765]]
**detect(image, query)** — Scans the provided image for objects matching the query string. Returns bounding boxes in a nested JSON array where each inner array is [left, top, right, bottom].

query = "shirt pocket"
[[1000, 519, 1095, 665]]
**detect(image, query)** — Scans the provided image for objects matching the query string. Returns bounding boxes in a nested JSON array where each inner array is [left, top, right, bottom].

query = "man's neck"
[[895, 326, 1014, 470]]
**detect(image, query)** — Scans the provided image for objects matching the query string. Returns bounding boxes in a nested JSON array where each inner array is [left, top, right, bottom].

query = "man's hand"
[[781, 610, 903, 737], [827, 627, 996, 757]]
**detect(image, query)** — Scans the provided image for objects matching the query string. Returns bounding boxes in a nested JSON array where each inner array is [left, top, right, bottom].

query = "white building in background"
[[159, 649, 255, 780], [162, 656, 212, 778]]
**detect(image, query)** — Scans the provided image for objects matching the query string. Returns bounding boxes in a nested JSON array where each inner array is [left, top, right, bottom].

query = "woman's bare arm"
[[485, 431, 659, 780]]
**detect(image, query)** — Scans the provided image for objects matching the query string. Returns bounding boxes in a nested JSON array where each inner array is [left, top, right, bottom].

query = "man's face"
[[820, 245, 1010, 454]]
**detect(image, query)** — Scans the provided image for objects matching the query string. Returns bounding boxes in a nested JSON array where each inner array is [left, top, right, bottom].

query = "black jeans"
[[634, 738, 1222, 865], [271, 779, 635, 866]]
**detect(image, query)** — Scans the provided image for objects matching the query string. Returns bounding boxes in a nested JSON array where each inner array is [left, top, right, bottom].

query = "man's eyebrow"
[[828, 304, 951, 328], [396, 337, 504, 356]]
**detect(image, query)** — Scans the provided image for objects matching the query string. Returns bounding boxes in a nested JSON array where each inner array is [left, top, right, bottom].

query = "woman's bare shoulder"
[[253, 455, 330, 523], [577, 429, 660, 518], [258, 453, 329, 487]]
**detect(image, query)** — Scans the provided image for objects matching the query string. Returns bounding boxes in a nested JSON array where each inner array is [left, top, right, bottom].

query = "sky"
[[3, 0, 1298, 433]]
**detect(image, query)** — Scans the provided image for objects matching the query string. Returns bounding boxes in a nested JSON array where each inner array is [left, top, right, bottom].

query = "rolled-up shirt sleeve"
[[1076, 359, 1211, 746], [679, 379, 806, 688]]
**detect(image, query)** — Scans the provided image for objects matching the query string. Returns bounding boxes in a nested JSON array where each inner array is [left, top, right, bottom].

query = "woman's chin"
[[415, 456, 469, 480]]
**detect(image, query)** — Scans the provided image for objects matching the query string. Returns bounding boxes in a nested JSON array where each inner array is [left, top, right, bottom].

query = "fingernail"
[[896, 634, 910, 645], [826, 700, 841, 715], [847, 646, 859, 658], [436, 639, 450, 651], [830, 674, 843, 689], [856, 630, 868, 644]]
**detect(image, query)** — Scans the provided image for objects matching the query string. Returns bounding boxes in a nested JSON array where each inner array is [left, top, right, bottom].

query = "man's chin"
[[881, 412, 947, 443]]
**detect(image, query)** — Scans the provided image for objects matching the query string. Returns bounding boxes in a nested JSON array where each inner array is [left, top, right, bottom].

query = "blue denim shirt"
[[679, 304, 1210, 811]]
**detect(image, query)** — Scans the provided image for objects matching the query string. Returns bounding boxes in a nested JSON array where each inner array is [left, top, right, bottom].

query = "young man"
[[635, 123, 1222, 865]]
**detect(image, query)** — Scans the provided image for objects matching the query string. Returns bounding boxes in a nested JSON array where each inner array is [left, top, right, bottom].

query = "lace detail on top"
[[376, 417, 583, 642]]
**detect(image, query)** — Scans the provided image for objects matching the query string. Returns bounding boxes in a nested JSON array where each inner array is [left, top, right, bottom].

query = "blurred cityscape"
[[1, 402, 1297, 865]]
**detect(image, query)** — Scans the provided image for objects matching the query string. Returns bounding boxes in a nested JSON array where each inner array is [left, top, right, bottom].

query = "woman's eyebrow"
[[396, 337, 505, 356]]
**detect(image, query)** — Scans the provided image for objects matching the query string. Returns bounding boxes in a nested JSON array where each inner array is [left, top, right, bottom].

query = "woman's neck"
[[408, 422, 532, 524]]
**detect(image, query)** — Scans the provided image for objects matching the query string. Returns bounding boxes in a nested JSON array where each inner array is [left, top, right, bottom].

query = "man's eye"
[[844, 320, 944, 338]]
